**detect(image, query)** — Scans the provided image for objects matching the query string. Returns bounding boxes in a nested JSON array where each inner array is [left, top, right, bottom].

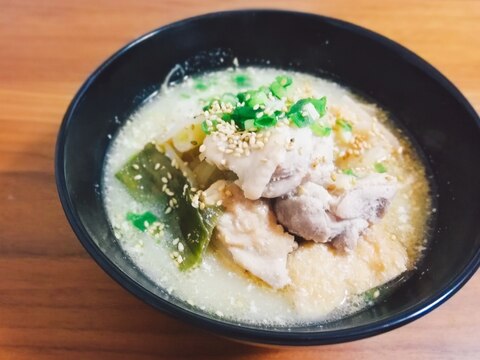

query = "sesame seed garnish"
[[161, 177, 168, 183], [132, 164, 140, 170], [165, 207, 172, 214], [154, 163, 160, 170], [134, 174, 142, 180]]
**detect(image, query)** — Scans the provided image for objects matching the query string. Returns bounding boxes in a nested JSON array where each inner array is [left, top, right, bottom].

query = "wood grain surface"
[[0, 0, 479, 359]]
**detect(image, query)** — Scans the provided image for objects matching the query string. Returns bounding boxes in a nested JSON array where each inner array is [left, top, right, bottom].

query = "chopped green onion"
[[246, 90, 268, 107], [194, 80, 208, 90], [310, 123, 332, 137], [276, 75, 292, 87], [270, 82, 287, 99], [244, 119, 256, 130], [290, 97, 327, 117], [202, 98, 215, 111], [336, 118, 353, 132], [231, 106, 258, 129], [127, 211, 159, 232], [254, 115, 277, 129], [342, 169, 358, 177], [233, 74, 251, 87], [288, 111, 307, 128], [221, 113, 232, 121], [363, 287, 381, 303], [288, 97, 327, 127], [201, 120, 217, 134], [201, 121, 209, 134], [374, 162, 387, 173], [270, 75, 293, 99]]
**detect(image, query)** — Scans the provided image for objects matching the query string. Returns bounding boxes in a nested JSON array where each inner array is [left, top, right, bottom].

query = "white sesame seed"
[[134, 175, 142, 180], [132, 164, 139, 170], [154, 163, 160, 170]]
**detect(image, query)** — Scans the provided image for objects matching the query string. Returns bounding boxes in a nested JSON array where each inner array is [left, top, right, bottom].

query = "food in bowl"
[[103, 65, 432, 325]]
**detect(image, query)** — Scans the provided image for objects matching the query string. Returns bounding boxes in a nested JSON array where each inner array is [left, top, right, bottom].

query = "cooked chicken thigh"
[[203, 180, 297, 289], [333, 173, 397, 223], [274, 174, 397, 251], [201, 125, 334, 199]]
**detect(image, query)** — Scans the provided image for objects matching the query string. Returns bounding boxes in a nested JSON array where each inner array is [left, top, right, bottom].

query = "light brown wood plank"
[[0, 0, 478, 358]]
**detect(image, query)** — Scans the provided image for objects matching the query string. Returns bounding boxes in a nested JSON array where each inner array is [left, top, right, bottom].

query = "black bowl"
[[55, 10, 480, 346]]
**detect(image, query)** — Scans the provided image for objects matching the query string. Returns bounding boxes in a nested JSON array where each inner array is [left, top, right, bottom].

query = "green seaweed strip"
[[116, 143, 222, 270]]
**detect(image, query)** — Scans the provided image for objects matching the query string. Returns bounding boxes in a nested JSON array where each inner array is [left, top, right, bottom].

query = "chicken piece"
[[262, 165, 306, 198], [261, 129, 313, 197], [274, 182, 369, 248], [275, 173, 397, 251], [203, 180, 297, 289], [274, 182, 334, 243], [201, 126, 306, 199], [202, 125, 334, 199], [305, 135, 335, 186], [333, 173, 397, 223], [330, 218, 369, 250]]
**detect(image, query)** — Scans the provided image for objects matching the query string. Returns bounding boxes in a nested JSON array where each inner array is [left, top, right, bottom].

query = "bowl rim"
[[55, 9, 480, 346]]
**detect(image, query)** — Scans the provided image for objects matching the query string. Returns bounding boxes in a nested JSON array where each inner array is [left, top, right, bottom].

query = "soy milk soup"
[[103, 67, 431, 325]]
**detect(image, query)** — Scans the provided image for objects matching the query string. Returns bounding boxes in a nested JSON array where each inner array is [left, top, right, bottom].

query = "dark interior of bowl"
[[56, 10, 480, 345]]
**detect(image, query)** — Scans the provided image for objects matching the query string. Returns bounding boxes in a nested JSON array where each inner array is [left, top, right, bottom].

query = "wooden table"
[[1, 0, 478, 358]]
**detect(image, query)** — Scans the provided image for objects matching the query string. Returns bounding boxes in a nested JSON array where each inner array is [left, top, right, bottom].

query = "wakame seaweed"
[[116, 143, 222, 270]]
